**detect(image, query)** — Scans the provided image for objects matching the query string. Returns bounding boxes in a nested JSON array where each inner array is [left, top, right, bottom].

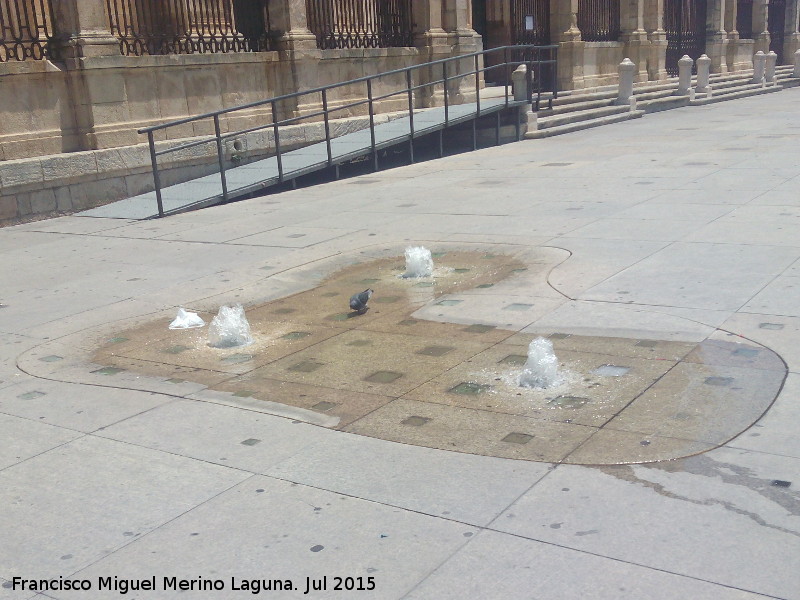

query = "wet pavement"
[[2, 89, 800, 599], [91, 250, 786, 465]]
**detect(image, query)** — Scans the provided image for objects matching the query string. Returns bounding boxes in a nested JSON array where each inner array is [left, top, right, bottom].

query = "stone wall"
[[1, 45, 487, 224]]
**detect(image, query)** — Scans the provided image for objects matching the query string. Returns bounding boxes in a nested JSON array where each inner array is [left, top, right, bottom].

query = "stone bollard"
[[752, 51, 766, 85], [616, 58, 636, 107], [511, 65, 528, 102], [765, 51, 777, 85], [677, 55, 694, 96], [794, 49, 800, 78], [696, 54, 712, 95]]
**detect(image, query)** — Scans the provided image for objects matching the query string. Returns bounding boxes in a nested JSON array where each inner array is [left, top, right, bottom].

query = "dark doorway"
[[768, 0, 786, 63], [664, 0, 708, 76], [472, 0, 488, 38]]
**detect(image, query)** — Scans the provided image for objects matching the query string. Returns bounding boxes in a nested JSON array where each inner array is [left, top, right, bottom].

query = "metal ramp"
[[77, 45, 557, 220]]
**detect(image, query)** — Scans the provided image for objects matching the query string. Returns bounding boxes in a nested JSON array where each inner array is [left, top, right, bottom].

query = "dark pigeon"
[[349, 288, 373, 314]]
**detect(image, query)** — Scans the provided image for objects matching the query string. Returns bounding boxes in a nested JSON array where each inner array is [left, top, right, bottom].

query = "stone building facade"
[[1, 0, 798, 163], [478, 0, 800, 88], [1, 1, 798, 223]]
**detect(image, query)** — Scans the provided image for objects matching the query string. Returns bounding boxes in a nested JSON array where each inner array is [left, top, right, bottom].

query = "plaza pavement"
[[1, 88, 799, 599]]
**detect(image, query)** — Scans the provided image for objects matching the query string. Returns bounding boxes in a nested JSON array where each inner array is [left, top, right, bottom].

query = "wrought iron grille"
[[736, 0, 753, 39], [305, 0, 413, 49], [664, 0, 708, 76], [511, 0, 550, 45], [577, 0, 621, 42], [105, 0, 273, 56], [768, 0, 786, 62], [0, 0, 58, 62]]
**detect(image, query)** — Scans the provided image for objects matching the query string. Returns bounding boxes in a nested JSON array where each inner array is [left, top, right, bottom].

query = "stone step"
[[690, 82, 784, 105], [541, 96, 617, 115], [536, 104, 633, 129], [637, 95, 692, 113], [634, 87, 680, 102], [525, 109, 644, 139], [547, 90, 617, 107]]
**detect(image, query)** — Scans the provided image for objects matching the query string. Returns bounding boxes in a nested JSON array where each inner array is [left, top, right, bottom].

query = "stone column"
[[644, 0, 668, 80], [753, 0, 770, 54], [50, 0, 119, 61], [784, 0, 800, 64], [438, 0, 483, 104], [413, 0, 450, 53], [620, 0, 649, 82], [49, 0, 129, 152], [270, 0, 320, 120], [442, 0, 481, 101], [706, 0, 730, 72], [551, 0, 585, 90], [443, 0, 480, 50], [413, 0, 451, 107], [724, 0, 739, 70], [270, 0, 318, 51]]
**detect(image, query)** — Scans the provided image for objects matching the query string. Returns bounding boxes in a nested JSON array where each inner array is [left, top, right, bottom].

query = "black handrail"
[[139, 44, 558, 217]]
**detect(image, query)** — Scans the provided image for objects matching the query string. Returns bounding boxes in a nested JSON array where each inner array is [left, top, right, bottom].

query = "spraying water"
[[403, 246, 434, 278], [208, 304, 253, 348], [519, 337, 560, 389]]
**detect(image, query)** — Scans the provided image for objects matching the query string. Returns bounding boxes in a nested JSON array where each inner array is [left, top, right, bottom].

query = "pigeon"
[[349, 288, 373, 314]]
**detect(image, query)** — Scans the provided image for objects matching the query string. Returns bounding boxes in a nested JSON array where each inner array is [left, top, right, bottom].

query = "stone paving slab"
[[404, 529, 773, 600], [0, 413, 82, 469], [0, 435, 248, 578], [491, 451, 800, 599], [265, 433, 552, 527], [55, 476, 478, 600]]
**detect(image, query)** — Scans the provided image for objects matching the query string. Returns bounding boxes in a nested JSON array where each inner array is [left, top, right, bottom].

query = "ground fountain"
[[518, 337, 561, 389], [402, 246, 434, 278], [208, 304, 253, 348]]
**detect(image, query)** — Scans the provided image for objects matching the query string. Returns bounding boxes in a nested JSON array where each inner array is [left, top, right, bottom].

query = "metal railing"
[[306, 0, 413, 49], [0, 0, 58, 62], [577, 0, 621, 42], [138, 44, 558, 217], [664, 0, 708, 76], [105, 0, 273, 56]]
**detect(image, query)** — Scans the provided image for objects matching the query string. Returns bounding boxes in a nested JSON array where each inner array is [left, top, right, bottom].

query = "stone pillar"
[[413, 0, 451, 107], [785, 0, 800, 64], [765, 49, 777, 82], [620, 0, 649, 82], [552, 0, 585, 90], [269, 0, 320, 119], [794, 48, 800, 76], [443, 0, 480, 49], [752, 49, 766, 82], [725, 0, 740, 70], [413, 0, 449, 52], [677, 55, 694, 94], [442, 0, 481, 101], [696, 53, 712, 93], [644, 0, 668, 80], [753, 0, 770, 54], [270, 0, 318, 51], [616, 58, 637, 105], [50, 0, 119, 61], [706, 0, 730, 73], [49, 1, 129, 152]]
